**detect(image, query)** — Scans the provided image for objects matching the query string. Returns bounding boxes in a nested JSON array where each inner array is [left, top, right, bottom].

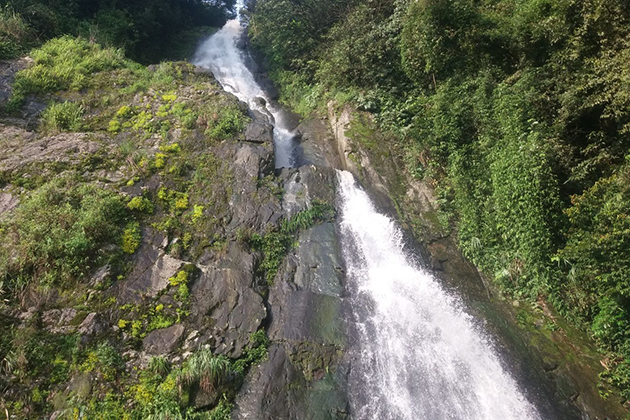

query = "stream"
[[193, 3, 544, 419]]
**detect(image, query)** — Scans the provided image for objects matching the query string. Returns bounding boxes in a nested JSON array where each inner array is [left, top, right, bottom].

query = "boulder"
[[42, 308, 80, 334], [0, 130, 104, 173], [78, 313, 106, 336], [244, 121, 273, 144], [118, 228, 186, 303], [143, 324, 186, 355]]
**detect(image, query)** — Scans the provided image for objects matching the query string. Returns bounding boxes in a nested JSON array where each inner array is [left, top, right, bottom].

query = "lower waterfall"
[[337, 170, 540, 420]]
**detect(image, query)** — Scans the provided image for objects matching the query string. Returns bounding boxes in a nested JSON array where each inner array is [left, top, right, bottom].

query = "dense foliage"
[[250, 0, 630, 400], [0, 0, 235, 62], [0, 178, 129, 296]]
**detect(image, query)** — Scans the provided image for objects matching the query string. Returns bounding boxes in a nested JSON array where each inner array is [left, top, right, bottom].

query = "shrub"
[[41, 101, 84, 132], [122, 221, 141, 254], [0, 6, 33, 59], [178, 350, 233, 394], [207, 106, 247, 140], [148, 356, 171, 378], [0, 178, 127, 294], [168, 270, 188, 287], [8, 36, 125, 109], [127, 196, 154, 214]]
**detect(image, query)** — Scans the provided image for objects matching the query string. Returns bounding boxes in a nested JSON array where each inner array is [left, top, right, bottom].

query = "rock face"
[[190, 244, 266, 358], [0, 191, 19, 219], [234, 167, 349, 420], [244, 121, 274, 144], [78, 313, 106, 336], [0, 126, 105, 172], [118, 228, 186, 303]]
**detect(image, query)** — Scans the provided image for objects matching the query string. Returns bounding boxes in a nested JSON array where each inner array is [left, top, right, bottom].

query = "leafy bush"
[[206, 106, 247, 140], [0, 178, 128, 295], [8, 36, 126, 109], [127, 196, 154, 214], [41, 101, 84, 132], [0, 6, 33, 59], [122, 221, 142, 254]]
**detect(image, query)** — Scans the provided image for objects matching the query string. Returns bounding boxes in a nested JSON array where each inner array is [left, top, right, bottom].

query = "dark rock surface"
[[234, 168, 349, 420], [190, 244, 266, 358], [244, 121, 274, 144], [78, 313, 106, 336], [143, 324, 186, 355], [118, 228, 186, 303]]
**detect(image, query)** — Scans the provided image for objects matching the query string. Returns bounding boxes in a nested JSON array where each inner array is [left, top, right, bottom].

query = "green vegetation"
[[250, 0, 630, 400], [40, 101, 84, 132], [206, 105, 248, 140], [7, 36, 126, 110], [0, 5, 32, 59], [0, 177, 129, 296], [0, 2, 264, 417], [121, 222, 142, 254], [0, 0, 235, 63], [250, 200, 335, 283]]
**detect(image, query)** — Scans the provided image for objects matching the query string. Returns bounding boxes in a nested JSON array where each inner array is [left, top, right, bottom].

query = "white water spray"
[[192, 1, 298, 168], [337, 170, 540, 420]]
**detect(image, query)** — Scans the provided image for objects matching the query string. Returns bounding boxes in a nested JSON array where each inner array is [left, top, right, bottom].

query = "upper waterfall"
[[192, 1, 299, 168]]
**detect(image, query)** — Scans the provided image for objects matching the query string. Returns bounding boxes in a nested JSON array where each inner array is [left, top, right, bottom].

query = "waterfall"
[[192, 1, 298, 168], [193, 3, 543, 418], [337, 170, 541, 420]]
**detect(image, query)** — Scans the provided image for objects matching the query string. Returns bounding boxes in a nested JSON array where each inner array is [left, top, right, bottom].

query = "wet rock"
[[244, 121, 273, 144], [250, 109, 273, 126], [235, 219, 348, 419], [143, 324, 186, 355], [190, 244, 266, 358], [297, 116, 343, 168], [281, 166, 337, 218], [292, 224, 344, 298], [234, 343, 348, 420], [252, 97, 266, 108]]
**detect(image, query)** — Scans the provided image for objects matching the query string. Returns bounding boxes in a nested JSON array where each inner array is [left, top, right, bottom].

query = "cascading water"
[[337, 170, 541, 420], [192, 1, 298, 168], [194, 2, 544, 418]]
